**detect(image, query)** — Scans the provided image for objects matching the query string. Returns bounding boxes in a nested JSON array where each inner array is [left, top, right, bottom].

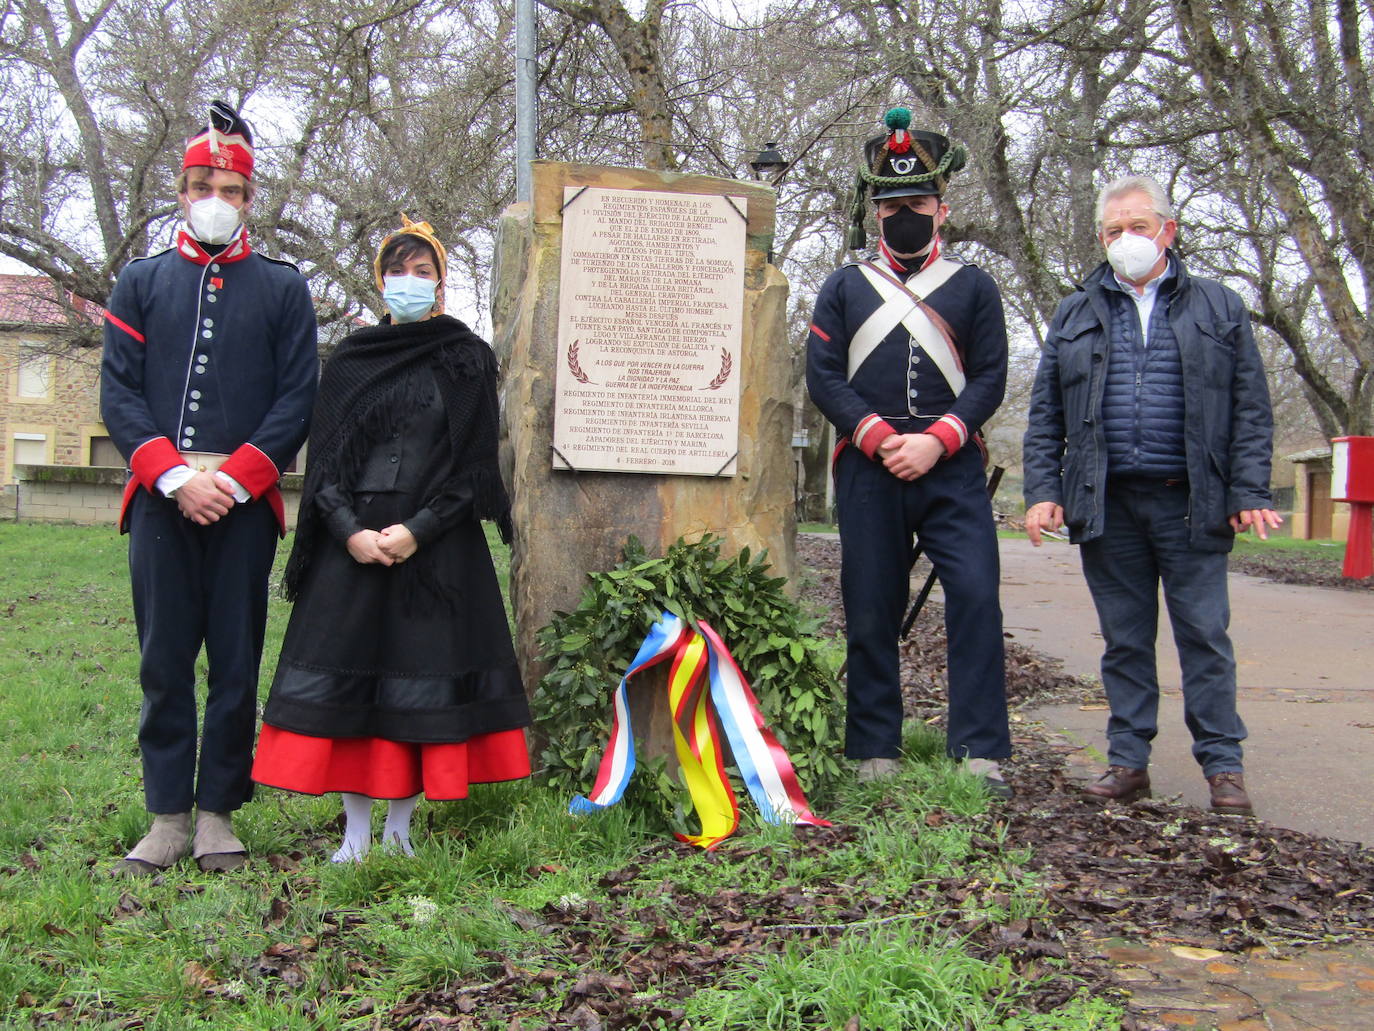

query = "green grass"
[[686, 921, 1015, 1030], [1230, 531, 1344, 554], [0, 522, 1121, 1029], [1001, 523, 1344, 554]]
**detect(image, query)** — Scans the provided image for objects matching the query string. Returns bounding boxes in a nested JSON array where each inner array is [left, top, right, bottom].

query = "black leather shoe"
[[1207, 771, 1253, 815], [1083, 765, 1151, 803]]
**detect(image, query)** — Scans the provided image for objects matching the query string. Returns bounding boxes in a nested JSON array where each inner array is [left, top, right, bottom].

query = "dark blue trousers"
[[126, 490, 278, 813], [834, 444, 1010, 761], [1078, 481, 1246, 775]]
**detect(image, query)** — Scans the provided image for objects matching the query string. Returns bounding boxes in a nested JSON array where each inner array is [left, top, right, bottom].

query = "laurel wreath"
[[567, 339, 592, 384], [699, 348, 732, 391]]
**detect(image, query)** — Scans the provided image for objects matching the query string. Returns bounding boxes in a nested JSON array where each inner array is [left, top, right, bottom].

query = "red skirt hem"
[[251, 724, 531, 800]]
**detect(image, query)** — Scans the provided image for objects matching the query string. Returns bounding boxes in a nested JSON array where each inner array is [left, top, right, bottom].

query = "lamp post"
[[748, 143, 786, 266], [515, 0, 536, 203], [749, 142, 787, 181]]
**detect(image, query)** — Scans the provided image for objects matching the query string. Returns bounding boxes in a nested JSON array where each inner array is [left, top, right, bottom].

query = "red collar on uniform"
[[175, 226, 252, 266], [879, 236, 941, 275]]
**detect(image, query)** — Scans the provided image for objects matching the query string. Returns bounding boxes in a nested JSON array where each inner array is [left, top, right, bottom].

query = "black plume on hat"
[[848, 108, 967, 250], [206, 100, 253, 146]]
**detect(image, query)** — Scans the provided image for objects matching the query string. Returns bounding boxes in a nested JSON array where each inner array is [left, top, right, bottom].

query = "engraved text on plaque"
[[553, 186, 746, 476]]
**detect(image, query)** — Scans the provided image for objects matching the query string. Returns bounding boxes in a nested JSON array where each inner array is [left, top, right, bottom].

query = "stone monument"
[[493, 160, 793, 697]]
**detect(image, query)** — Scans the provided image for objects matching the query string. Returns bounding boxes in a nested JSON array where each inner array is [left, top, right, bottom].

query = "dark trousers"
[[834, 444, 1010, 761], [127, 489, 278, 813], [1079, 481, 1246, 775]]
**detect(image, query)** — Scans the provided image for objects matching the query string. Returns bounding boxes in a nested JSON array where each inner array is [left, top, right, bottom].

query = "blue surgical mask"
[[383, 275, 438, 323]]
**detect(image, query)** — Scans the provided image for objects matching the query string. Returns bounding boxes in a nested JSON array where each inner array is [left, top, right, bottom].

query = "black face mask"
[[879, 206, 935, 255]]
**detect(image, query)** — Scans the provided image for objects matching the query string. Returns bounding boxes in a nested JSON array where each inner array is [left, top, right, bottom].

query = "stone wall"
[[1, 331, 104, 482], [492, 161, 793, 692], [10, 464, 306, 528]]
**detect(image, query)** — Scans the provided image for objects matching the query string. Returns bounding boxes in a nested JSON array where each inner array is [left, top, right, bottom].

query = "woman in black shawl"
[[253, 217, 530, 862]]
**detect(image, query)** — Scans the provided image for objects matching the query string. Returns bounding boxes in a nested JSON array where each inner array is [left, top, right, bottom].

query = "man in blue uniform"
[[101, 102, 318, 874], [806, 108, 1012, 793]]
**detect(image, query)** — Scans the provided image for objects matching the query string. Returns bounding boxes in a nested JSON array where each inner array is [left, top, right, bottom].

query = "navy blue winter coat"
[[1022, 254, 1274, 552]]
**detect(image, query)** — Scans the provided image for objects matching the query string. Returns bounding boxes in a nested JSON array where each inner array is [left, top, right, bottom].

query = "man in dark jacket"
[[101, 102, 318, 874], [807, 108, 1012, 795], [1022, 175, 1280, 815]]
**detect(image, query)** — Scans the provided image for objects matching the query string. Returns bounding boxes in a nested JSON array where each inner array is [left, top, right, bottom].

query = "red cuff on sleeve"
[[922, 422, 959, 457], [220, 443, 280, 499], [129, 437, 184, 491], [853, 414, 897, 459]]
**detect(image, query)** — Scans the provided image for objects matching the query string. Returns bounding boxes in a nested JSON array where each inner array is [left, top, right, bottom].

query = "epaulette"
[[940, 249, 977, 267], [129, 246, 174, 264], [259, 254, 303, 274]]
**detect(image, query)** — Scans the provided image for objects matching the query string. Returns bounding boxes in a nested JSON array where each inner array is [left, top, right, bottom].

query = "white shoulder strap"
[[848, 259, 965, 396]]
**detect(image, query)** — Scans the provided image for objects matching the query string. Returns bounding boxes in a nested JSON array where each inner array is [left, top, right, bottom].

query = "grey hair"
[[1095, 175, 1173, 228]]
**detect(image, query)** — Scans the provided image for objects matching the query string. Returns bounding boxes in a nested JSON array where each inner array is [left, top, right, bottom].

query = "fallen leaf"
[[264, 895, 289, 928], [1171, 946, 1225, 961], [184, 961, 219, 989]]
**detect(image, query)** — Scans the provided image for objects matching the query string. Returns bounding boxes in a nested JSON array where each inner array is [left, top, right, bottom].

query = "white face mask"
[[186, 196, 242, 245], [1105, 224, 1165, 281]]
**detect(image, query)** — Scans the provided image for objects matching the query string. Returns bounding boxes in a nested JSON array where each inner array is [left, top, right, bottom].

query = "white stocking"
[[382, 794, 420, 856], [332, 793, 374, 863]]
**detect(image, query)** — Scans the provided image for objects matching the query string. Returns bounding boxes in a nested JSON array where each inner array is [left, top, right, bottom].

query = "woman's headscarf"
[[372, 214, 448, 293]]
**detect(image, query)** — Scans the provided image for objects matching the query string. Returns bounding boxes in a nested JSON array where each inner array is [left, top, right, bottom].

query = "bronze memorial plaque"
[[553, 186, 746, 476]]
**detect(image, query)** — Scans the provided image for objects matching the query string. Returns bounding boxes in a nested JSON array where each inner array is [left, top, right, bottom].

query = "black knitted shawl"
[[282, 314, 511, 604]]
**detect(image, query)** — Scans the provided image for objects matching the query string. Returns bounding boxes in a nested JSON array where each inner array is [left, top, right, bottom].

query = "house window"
[[11, 432, 48, 481], [88, 435, 123, 467], [16, 344, 53, 400]]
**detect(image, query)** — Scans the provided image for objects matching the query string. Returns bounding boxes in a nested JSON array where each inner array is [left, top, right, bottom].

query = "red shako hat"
[[182, 101, 254, 180]]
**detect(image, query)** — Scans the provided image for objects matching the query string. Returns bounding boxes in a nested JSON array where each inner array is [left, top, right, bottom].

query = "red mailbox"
[[1331, 436, 1374, 578]]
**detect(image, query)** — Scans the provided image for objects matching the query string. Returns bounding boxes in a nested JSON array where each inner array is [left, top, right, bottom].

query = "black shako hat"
[[848, 107, 967, 250]]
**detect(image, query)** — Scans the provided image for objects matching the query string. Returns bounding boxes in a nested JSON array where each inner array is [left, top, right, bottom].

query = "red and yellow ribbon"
[[571, 612, 828, 848]]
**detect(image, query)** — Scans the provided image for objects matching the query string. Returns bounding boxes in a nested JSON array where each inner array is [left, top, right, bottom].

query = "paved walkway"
[[1097, 939, 1374, 1030], [993, 536, 1374, 845], [992, 537, 1374, 1029]]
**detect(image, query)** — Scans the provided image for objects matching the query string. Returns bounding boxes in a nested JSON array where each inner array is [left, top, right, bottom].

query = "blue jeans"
[[1079, 480, 1246, 775]]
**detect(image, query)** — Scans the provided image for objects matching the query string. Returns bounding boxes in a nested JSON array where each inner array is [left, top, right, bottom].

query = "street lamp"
[[749, 142, 787, 181]]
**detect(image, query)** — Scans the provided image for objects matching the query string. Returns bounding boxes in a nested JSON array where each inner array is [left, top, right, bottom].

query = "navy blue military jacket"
[[806, 250, 1008, 460], [101, 232, 319, 528]]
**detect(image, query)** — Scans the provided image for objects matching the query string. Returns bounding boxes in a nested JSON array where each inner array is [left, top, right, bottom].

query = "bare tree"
[[0, 0, 517, 338], [1168, 0, 1374, 434], [537, 0, 680, 169]]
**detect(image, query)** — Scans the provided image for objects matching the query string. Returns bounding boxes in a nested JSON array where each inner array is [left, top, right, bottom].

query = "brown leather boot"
[[1083, 765, 1151, 803], [1207, 771, 1253, 815]]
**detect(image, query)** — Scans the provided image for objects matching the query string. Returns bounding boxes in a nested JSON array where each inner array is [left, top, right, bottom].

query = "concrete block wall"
[[13, 473, 123, 524], [13, 464, 305, 530]]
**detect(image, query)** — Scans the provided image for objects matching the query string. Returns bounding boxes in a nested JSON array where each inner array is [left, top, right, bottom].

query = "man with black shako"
[[101, 102, 318, 874], [805, 108, 1012, 795]]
